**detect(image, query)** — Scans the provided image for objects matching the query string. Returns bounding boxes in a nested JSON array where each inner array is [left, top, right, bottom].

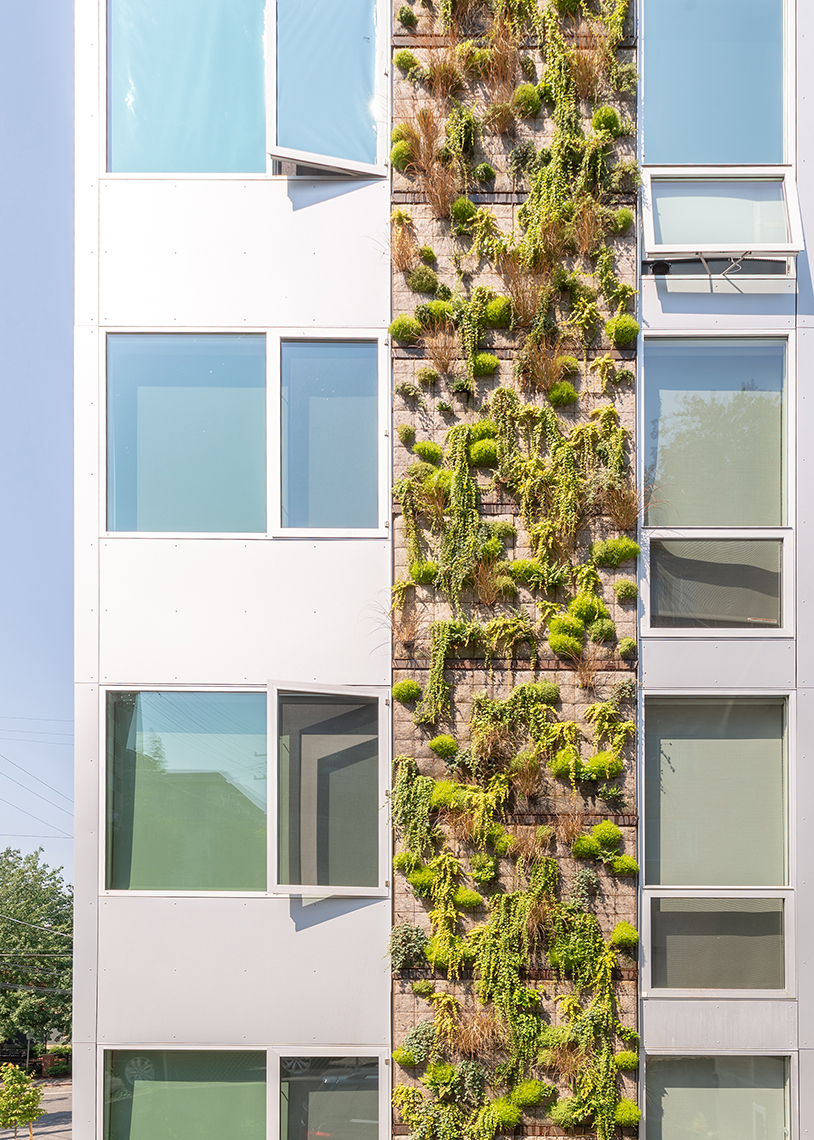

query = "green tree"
[[0, 850, 72, 1042], [0, 1063, 46, 1138]]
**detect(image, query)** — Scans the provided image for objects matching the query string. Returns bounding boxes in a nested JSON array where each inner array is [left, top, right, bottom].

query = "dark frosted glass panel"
[[107, 335, 266, 533], [104, 1051, 266, 1140], [650, 540, 781, 628], [107, 692, 267, 891], [644, 341, 785, 527], [646, 1057, 788, 1140], [281, 342, 378, 528], [277, 0, 377, 165], [645, 699, 786, 886], [278, 695, 378, 887], [652, 182, 788, 248], [281, 1057, 378, 1140], [643, 0, 784, 163], [652, 898, 784, 989], [108, 0, 266, 173]]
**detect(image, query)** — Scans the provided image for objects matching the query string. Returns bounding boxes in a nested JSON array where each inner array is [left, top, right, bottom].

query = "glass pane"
[[278, 694, 378, 887], [281, 1057, 378, 1140], [108, 335, 266, 533], [645, 699, 786, 886], [277, 0, 377, 165], [650, 539, 781, 628], [108, 0, 266, 173], [646, 1057, 788, 1140], [281, 342, 378, 529], [644, 340, 785, 527], [643, 0, 784, 164], [652, 898, 784, 989], [652, 182, 788, 248], [107, 692, 267, 891], [104, 1051, 266, 1140]]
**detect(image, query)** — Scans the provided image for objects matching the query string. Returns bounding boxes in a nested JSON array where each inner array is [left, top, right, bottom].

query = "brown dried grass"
[[571, 194, 608, 258], [554, 808, 586, 847], [509, 823, 554, 862], [602, 481, 640, 531], [423, 41, 466, 102], [396, 102, 464, 219], [574, 641, 608, 692], [497, 250, 554, 329], [391, 215, 418, 273], [483, 16, 521, 106], [509, 752, 542, 798], [568, 20, 609, 101], [423, 324, 458, 374], [471, 560, 515, 606], [542, 1042, 588, 1083], [456, 1007, 508, 1058], [393, 603, 422, 653], [471, 718, 516, 764]]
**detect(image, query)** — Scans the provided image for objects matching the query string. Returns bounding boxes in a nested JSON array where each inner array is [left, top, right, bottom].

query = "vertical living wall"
[[389, 0, 640, 1137]]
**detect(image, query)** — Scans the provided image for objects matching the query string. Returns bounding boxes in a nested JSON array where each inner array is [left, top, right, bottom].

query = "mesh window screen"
[[650, 539, 781, 628], [281, 1057, 378, 1140], [646, 1056, 788, 1140]]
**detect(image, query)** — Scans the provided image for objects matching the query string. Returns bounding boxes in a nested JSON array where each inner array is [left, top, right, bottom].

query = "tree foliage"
[[0, 1063, 46, 1138]]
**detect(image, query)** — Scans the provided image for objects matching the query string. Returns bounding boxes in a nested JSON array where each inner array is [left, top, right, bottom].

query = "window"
[[277, 692, 380, 890], [642, 0, 785, 165], [106, 692, 268, 891], [104, 1051, 266, 1140], [280, 1056, 378, 1140], [107, 0, 384, 175], [644, 340, 786, 528], [107, 335, 266, 534], [645, 1057, 789, 1140], [651, 898, 785, 989], [644, 698, 787, 887], [280, 342, 379, 530]]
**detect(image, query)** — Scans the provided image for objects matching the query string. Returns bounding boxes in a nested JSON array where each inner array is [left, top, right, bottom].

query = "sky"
[[0, 2, 75, 880]]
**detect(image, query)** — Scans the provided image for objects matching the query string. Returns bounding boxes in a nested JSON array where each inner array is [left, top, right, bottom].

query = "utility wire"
[[0, 770, 73, 817], [0, 915, 72, 938], [0, 750, 74, 804], [0, 796, 71, 836]]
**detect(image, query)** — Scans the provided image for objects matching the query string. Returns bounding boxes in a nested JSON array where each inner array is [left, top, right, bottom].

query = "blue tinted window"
[[281, 342, 378, 529], [108, 0, 266, 173], [108, 334, 266, 533], [643, 0, 784, 164]]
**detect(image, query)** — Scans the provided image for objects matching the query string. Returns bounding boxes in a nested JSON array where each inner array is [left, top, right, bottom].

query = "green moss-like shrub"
[[393, 679, 422, 703], [390, 139, 414, 171], [572, 835, 601, 859], [429, 734, 458, 759], [472, 162, 496, 183], [430, 779, 468, 810], [615, 1051, 639, 1071], [614, 578, 638, 601], [488, 519, 516, 540], [416, 366, 439, 386], [611, 206, 635, 234], [407, 265, 439, 294], [513, 83, 542, 116], [418, 244, 436, 264], [511, 1080, 554, 1107], [488, 825, 513, 856], [569, 592, 609, 622], [549, 1098, 588, 1129], [548, 381, 579, 406], [393, 851, 420, 873], [556, 354, 580, 377], [605, 313, 640, 347], [453, 886, 483, 908], [437, 400, 453, 413], [401, 1021, 436, 1063], [485, 296, 512, 327], [389, 923, 429, 970], [407, 461, 436, 481], [613, 855, 640, 876], [392, 1046, 418, 1066], [389, 315, 422, 343], [589, 617, 617, 643], [470, 418, 498, 442], [414, 299, 455, 327], [593, 820, 622, 849], [424, 1062, 457, 1096], [509, 559, 548, 590], [523, 681, 560, 705], [469, 439, 498, 467], [425, 932, 475, 970], [583, 751, 624, 779], [470, 852, 498, 884], [611, 921, 639, 950], [615, 1099, 642, 1127], [407, 866, 437, 897], [424, 468, 452, 497], [397, 3, 418, 26], [392, 123, 411, 144], [409, 560, 438, 584], [548, 632, 583, 659], [548, 748, 584, 780], [413, 440, 443, 465], [592, 105, 621, 134], [396, 423, 416, 446], [450, 196, 478, 227], [549, 614, 585, 639], [411, 979, 435, 998], [485, 1098, 522, 1130], [472, 352, 499, 376], [435, 282, 452, 300], [553, 0, 580, 13], [618, 637, 637, 659], [394, 49, 420, 71], [592, 537, 641, 567]]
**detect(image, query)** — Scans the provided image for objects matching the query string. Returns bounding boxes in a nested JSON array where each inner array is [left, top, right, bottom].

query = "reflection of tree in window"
[[280, 1057, 378, 1140]]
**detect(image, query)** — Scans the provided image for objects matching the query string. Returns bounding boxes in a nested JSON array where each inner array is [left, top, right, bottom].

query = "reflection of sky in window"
[[131, 693, 267, 809]]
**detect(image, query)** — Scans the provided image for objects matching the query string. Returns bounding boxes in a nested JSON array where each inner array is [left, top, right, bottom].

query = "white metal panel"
[[97, 538, 391, 686], [640, 638, 795, 690], [75, 326, 101, 684], [795, 331, 814, 684], [98, 179, 390, 329], [643, 999, 797, 1053], [96, 896, 391, 1045], [640, 277, 796, 330], [72, 1043, 97, 1139]]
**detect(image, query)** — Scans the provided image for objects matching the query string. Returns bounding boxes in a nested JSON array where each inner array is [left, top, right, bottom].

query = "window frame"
[[101, 328, 390, 541], [641, 169, 803, 260], [97, 1046, 390, 1140], [99, 683, 391, 899], [269, 681, 390, 898], [102, 0, 390, 179]]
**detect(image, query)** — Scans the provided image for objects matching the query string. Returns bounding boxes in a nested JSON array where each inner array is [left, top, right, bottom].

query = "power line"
[[0, 770, 73, 817], [0, 797, 71, 836], [0, 752, 73, 804], [0, 834, 73, 839], [0, 717, 73, 725], [0, 915, 71, 939], [0, 984, 70, 995], [0, 738, 73, 747]]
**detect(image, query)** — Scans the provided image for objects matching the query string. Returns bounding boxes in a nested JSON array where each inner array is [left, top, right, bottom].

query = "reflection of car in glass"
[[123, 1057, 155, 1086], [281, 1057, 378, 1140]]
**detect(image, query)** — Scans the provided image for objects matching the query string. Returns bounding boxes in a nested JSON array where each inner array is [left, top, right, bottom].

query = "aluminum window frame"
[[101, 0, 390, 180], [269, 680, 391, 899], [101, 328, 390, 541], [641, 169, 803, 260]]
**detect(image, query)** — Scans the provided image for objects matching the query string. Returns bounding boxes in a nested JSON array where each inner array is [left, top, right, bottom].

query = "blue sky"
[[0, 3, 74, 880]]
